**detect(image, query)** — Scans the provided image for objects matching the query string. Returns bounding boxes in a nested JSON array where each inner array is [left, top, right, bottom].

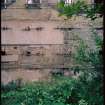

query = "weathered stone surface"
[[1, 0, 103, 84]]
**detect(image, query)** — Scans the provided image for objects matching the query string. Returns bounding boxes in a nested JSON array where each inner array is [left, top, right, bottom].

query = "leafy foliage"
[[74, 39, 103, 79], [1, 75, 104, 105], [57, 0, 103, 20], [1, 30, 103, 105], [57, 0, 86, 18], [91, 29, 103, 48], [1, 2, 103, 105], [84, 3, 103, 20], [71, 26, 103, 105]]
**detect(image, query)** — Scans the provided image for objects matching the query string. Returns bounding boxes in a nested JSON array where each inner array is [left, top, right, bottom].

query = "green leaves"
[[57, 0, 86, 18], [1, 76, 103, 105], [74, 40, 88, 64], [85, 4, 103, 20], [78, 99, 88, 105], [57, 0, 65, 9], [91, 29, 103, 48], [57, 0, 103, 20]]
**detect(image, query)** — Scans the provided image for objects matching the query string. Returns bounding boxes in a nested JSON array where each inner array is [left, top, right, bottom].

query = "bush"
[[57, 0, 103, 20], [57, 0, 86, 18], [1, 76, 104, 105], [1, 31, 103, 105]]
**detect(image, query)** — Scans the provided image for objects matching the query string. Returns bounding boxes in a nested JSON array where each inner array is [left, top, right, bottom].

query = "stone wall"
[[1, 28, 81, 70], [1, 44, 71, 69]]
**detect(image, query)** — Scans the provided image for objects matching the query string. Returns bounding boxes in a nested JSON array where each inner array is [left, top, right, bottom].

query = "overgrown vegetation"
[[1, 75, 103, 105], [1, 1, 103, 105], [57, 0, 103, 20], [2, 72, 104, 105], [1, 30, 103, 105], [72, 29, 103, 105]]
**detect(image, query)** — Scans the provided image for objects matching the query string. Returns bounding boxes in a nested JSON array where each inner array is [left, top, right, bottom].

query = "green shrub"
[[57, 0, 86, 18], [1, 33, 103, 105], [57, 0, 103, 20], [1, 76, 104, 105]]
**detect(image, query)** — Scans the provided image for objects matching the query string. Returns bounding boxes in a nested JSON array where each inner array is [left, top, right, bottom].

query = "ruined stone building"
[[1, 0, 103, 84]]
